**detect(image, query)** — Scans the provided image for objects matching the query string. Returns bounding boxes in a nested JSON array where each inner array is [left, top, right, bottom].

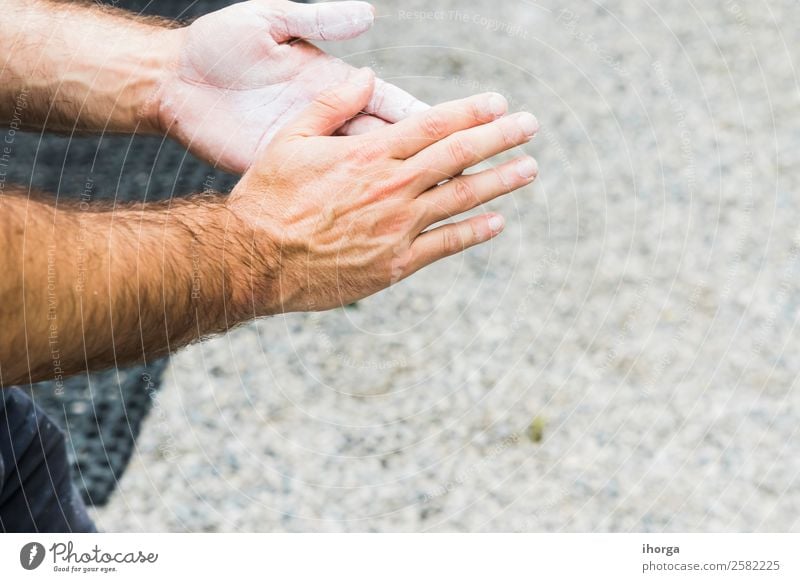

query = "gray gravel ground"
[[92, 0, 800, 531]]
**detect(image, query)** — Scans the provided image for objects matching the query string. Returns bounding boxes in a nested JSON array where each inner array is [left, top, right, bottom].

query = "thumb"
[[279, 68, 376, 138], [273, 1, 375, 41]]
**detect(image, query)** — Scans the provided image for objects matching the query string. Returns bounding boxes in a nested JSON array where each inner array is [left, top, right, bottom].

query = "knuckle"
[[270, 9, 291, 36], [353, 138, 387, 162], [469, 221, 482, 243], [441, 228, 463, 255], [389, 245, 414, 280], [492, 166, 513, 192], [420, 112, 447, 139], [497, 121, 516, 148], [446, 138, 469, 164], [316, 94, 343, 118], [387, 169, 416, 192], [369, 168, 414, 200], [451, 178, 477, 212], [390, 208, 418, 232], [365, 181, 394, 204], [468, 100, 483, 121]]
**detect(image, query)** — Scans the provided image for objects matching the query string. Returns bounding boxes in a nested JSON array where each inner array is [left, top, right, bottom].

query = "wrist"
[[222, 194, 286, 321], [168, 195, 244, 333], [135, 27, 187, 136]]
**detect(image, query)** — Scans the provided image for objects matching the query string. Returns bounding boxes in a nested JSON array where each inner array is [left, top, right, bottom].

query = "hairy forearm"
[[0, 0, 181, 134], [0, 188, 250, 386]]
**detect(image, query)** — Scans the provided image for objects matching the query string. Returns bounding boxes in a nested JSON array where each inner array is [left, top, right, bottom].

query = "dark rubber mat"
[[22, 361, 169, 507]]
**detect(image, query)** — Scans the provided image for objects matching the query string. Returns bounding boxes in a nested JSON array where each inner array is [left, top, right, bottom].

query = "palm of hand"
[[156, 1, 424, 174]]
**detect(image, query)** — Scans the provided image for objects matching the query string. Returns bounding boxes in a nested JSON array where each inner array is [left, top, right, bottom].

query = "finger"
[[337, 114, 391, 135], [378, 92, 508, 159], [406, 111, 539, 190], [405, 214, 505, 277], [270, 1, 375, 41], [277, 68, 375, 138], [366, 78, 430, 123], [418, 157, 538, 224]]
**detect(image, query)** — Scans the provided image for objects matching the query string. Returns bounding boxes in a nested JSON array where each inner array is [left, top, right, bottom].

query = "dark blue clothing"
[[0, 388, 95, 532]]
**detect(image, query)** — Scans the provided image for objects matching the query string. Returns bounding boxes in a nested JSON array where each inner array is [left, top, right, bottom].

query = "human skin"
[[0, 72, 539, 386], [0, 0, 426, 172]]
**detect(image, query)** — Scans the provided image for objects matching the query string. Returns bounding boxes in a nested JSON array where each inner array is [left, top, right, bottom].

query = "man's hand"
[[0, 0, 425, 173], [0, 76, 537, 385], [152, 0, 427, 173], [225, 69, 539, 316]]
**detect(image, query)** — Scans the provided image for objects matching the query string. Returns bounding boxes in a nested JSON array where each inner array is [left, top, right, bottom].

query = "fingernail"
[[485, 93, 508, 118], [488, 214, 505, 233], [346, 2, 375, 25], [516, 157, 539, 179], [517, 112, 539, 138]]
